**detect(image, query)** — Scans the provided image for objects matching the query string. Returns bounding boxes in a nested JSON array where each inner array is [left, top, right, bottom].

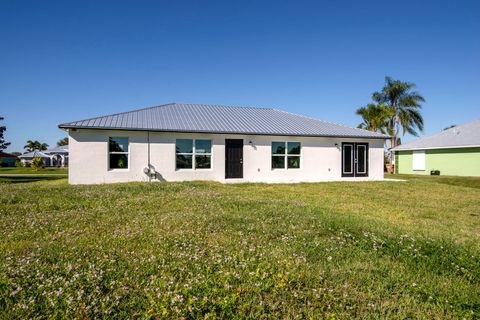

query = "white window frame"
[[108, 137, 129, 171], [412, 150, 425, 171], [175, 139, 213, 170], [271, 141, 301, 170]]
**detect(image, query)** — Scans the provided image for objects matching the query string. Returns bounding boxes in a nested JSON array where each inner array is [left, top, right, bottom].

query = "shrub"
[[24, 161, 31, 167], [15, 159, 23, 167], [31, 157, 44, 171]]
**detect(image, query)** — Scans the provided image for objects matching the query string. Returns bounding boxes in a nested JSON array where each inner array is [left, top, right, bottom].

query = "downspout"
[[147, 131, 151, 182]]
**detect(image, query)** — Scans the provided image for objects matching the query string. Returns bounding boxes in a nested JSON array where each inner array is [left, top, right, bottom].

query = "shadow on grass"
[[0, 176, 66, 184]]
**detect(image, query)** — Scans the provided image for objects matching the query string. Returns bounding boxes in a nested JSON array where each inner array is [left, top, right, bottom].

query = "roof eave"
[[58, 125, 389, 140], [391, 144, 480, 151]]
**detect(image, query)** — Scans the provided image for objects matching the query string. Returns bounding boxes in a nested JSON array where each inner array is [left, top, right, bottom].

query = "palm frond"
[[372, 91, 383, 103], [374, 76, 425, 142], [407, 108, 424, 132]]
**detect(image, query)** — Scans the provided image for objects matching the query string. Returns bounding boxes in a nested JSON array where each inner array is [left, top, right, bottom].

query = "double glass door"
[[342, 143, 369, 177]]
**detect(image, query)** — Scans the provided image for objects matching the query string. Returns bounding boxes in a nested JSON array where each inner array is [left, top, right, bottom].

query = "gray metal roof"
[[58, 103, 388, 139], [19, 150, 50, 159], [392, 118, 480, 151]]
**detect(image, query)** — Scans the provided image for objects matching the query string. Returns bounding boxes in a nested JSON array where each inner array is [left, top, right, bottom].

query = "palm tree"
[[24, 140, 49, 152], [57, 137, 68, 146], [356, 103, 392, 134], [24, 140, 36, 152], [372, 76, 425, 148]]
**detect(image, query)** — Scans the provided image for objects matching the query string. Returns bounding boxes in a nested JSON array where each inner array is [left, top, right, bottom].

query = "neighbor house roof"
[[0, 152, 17, 158], [19, 146, 69, 159], [391, 118, 480, 151], [19, 150, 50, 159], [58, 103, 388, 139]]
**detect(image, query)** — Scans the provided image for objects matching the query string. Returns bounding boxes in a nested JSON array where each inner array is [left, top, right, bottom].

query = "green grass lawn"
[[0, 167, 68, 183], [1, 176, 479, 318], [394, 173, 480, 189], [0, 167, 68, 175]]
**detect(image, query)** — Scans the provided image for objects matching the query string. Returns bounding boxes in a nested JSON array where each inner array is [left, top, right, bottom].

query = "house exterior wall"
[[0, 157, 17, 167], [68, 129, 385, 184], [396, 147, 480, 176]]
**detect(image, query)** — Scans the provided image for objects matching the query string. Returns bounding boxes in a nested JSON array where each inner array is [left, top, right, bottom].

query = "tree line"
[[23, 138, 67, 152], [0, 117, 68, 154]]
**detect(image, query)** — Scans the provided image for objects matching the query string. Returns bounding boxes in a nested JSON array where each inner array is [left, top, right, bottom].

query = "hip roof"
[[59, 102, 388, 139], [391, 118, 480, 151]]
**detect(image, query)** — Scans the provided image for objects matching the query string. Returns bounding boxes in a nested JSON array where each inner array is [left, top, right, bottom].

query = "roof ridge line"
[[182, 102, 275, 110]]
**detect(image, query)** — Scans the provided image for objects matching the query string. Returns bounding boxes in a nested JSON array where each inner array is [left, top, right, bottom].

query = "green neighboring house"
[[391, 119, 480, 177]]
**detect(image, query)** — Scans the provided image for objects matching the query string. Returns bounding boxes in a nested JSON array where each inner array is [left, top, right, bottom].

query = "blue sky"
[[1, 0, 479, 152]]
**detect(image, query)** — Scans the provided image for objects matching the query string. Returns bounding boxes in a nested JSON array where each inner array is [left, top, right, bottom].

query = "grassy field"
[[0, 167, 68, 183], [394, 173, 480, 190], [0, 176, 479, 318]]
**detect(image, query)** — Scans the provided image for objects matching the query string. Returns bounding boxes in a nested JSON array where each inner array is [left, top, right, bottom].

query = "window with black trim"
[[271, 141, 301, 169], [176, 139, 212, 169], [109, 137, 129, 169]]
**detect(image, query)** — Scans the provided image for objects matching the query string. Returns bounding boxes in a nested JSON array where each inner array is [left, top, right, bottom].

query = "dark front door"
[[342, 142, 369, 177], [225, 139, 244, 179]]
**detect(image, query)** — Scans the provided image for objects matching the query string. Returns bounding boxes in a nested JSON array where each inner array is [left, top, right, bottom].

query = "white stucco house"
[[19, 145, 69, 167], [58, 103, 388, 184]]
